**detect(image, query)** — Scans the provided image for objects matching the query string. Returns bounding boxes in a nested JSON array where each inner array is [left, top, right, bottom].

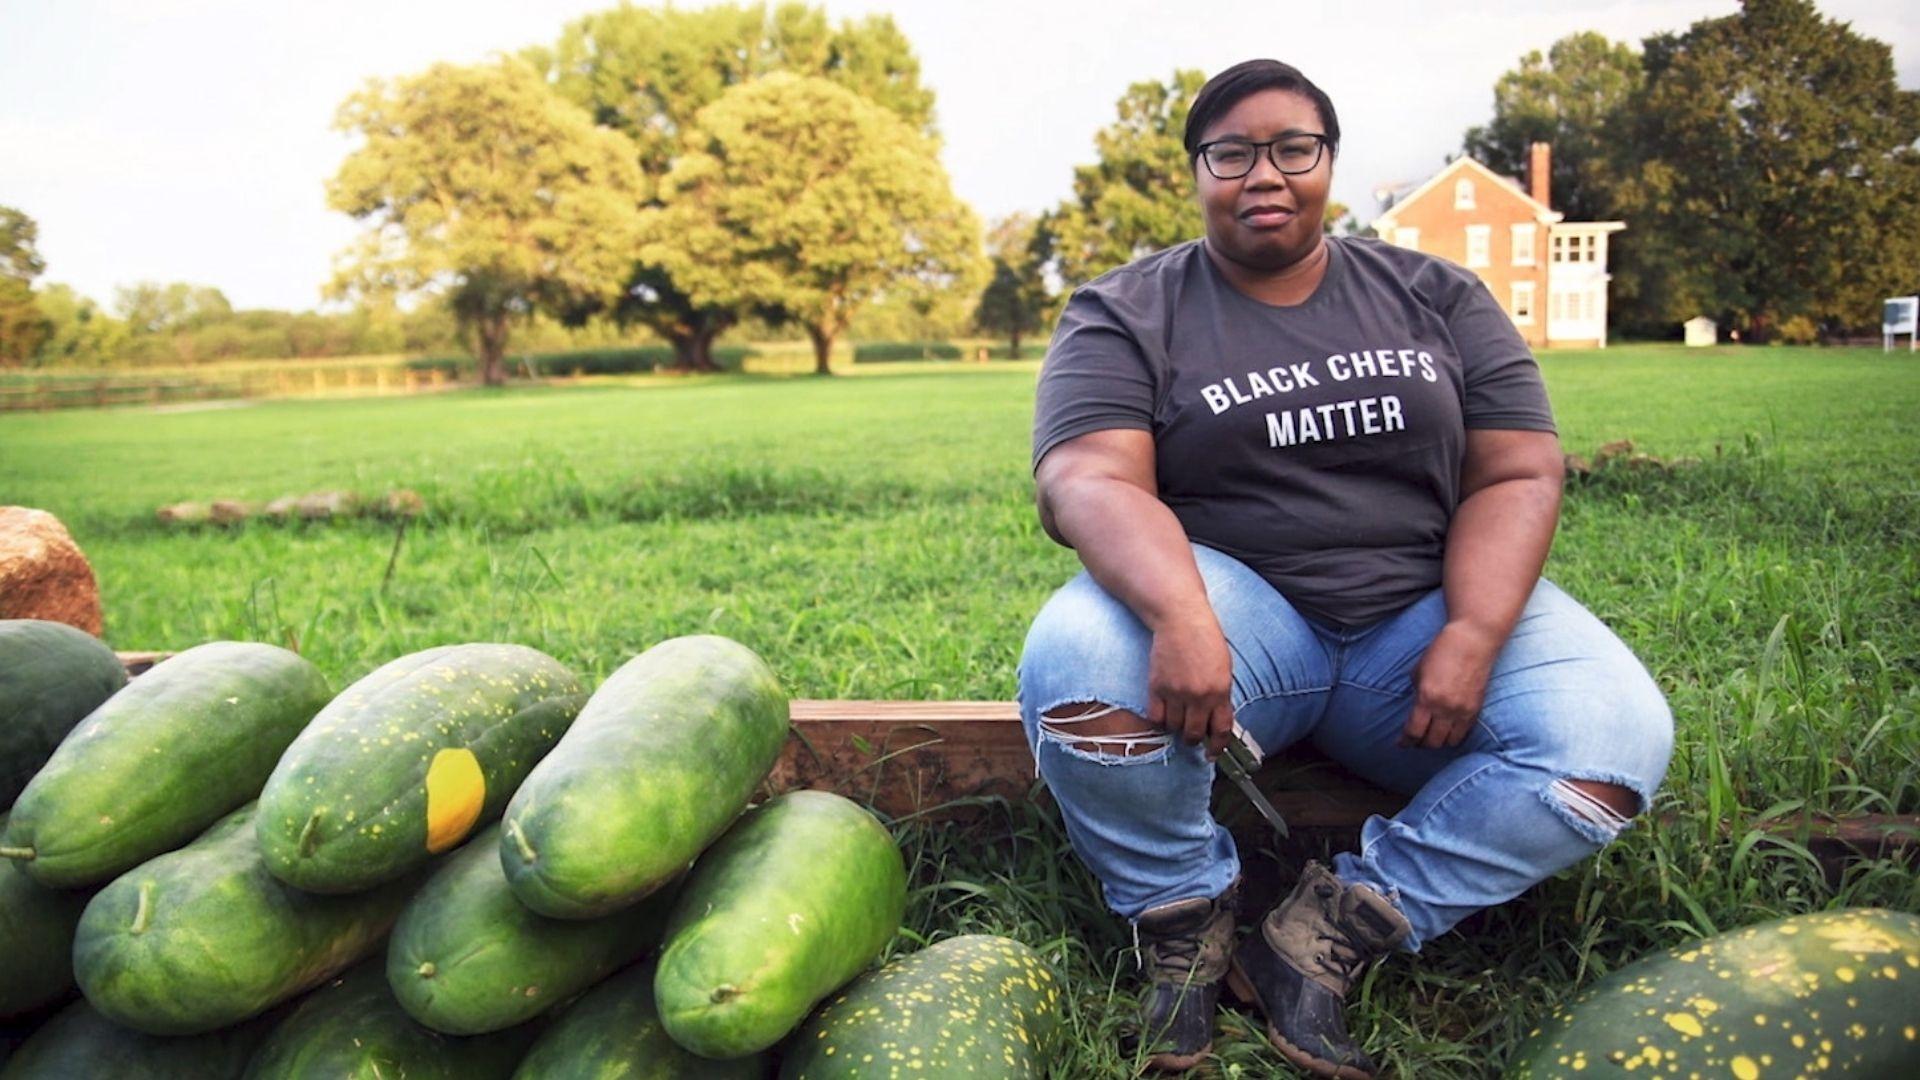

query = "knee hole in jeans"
[[1039, 701, 1169, 760], [1547, 778, 1641, 842]]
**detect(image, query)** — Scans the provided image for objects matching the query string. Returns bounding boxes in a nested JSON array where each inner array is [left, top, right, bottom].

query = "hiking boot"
[[1226, 862, 1410, 1079], [1129, 882, 1238, 1072]]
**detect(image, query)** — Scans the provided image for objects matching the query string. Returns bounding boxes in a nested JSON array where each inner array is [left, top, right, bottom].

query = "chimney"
[[1528, 142, 1552, 208]]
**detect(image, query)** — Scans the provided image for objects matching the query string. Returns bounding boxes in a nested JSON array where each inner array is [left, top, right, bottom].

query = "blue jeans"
[[1016, 543, 1673, 951]]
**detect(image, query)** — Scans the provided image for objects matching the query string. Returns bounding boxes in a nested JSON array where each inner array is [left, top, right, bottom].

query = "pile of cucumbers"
[[0, 619, 1061, 1078]]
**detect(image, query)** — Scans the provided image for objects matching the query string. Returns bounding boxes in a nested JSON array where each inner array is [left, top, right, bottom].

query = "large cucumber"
[[0, 815, 88, 1020], [0, 999, 276, 1080], [257, 644, 584, 893], [0, 619, 126, 809], [512, 962, 769, 1079], [778, 935, 1065, 1079], [501, 635, 787, 919], [244, 961, 537, 1079], [1, 642, 329, 888], [387, 824, 676, 1035], [655, 790, 906, 1058], [73, 803, 418, 1036]]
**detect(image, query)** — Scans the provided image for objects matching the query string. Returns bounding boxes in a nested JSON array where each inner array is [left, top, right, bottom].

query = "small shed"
[[1684, 316, 1717, 347]]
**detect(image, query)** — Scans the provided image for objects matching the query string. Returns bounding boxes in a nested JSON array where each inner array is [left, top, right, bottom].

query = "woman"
[[1020, 59, 1672, 1078]]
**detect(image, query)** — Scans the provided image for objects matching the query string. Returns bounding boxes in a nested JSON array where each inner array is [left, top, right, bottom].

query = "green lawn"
[[5, 344, 1917, 1075]]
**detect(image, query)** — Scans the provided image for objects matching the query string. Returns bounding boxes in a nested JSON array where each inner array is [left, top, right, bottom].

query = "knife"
[[1217, 722, 1289, 839]]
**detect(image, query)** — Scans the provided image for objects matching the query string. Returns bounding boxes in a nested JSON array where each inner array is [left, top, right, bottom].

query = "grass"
[[4, 343, 1917, 1075]]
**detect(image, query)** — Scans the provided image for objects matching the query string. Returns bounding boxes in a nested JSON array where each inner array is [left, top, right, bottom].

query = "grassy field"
[[4, 344, 1917, 1075]]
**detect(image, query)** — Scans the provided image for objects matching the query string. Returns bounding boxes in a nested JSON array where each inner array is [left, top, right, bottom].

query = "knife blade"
[[1217, 723, 1289, 839]]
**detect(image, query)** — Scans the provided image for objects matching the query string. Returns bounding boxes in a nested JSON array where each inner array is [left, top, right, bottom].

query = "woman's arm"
[[1400, 428, 1565, 749], [1035, 430, 1237, 756]]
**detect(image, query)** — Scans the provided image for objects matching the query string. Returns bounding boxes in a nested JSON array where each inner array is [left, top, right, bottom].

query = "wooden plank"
[[771, 699, 1405, 827]]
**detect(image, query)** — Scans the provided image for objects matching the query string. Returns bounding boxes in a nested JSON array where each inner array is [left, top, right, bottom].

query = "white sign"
[[1887, 296, 1918, 352]]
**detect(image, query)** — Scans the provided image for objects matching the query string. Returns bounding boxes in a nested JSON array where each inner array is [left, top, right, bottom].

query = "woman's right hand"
[[1146, 614, 1236, 759]]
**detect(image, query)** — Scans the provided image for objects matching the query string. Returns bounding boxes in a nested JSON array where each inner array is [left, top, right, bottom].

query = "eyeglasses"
[[1195, 135, 1330, 180]]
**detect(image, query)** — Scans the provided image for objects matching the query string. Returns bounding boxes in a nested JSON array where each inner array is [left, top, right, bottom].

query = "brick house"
[[1369, 144, 1624, 348]]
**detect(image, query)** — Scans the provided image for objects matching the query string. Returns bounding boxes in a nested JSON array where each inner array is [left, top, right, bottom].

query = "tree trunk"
[[476, 315, 510, 387], [1009, 329, 1021, 360], [669, 334, 700, 373], [808, 325, 835, 376]]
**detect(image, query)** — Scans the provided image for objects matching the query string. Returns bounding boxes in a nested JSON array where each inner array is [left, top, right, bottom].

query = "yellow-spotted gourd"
[[1508, 908, 1920, 1078], [778, 935, 1063, 1079]]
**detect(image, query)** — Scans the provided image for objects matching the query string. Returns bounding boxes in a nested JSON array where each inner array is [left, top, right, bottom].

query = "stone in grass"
[[155, 502, 210, 527], [262, 497, 299, 521], [295, 491, 360, 520], [0, 506, 104, 636], [209, 500, 255, 525], [377, 489, 425, 519]]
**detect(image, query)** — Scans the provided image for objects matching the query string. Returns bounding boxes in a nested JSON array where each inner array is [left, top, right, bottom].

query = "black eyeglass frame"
[[1193, 134, 1332, 180]]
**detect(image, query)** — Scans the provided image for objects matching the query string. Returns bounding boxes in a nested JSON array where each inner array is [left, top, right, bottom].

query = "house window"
[[1454, 178, 1475, 209], [1551, 289, 1592, 323], [1512, 223, 1536, 265], [1393, 227, 1420, 251], [1551, 233, 1598, 264], [1511, 281, 1535, 324], [1466, 225, 1490, 268]]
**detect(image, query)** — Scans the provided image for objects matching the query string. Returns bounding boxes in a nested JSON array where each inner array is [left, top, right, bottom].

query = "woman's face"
[[1193, 88, 1333, 272]]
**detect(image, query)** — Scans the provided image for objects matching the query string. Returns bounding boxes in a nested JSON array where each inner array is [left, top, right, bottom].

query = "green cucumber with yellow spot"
[[500, 635, 788, 919], [778, 935, 1064, 1079], [0, 618, 126, 810], [72, 803, 419, 1036], [2, 642, 330, 889], [243, 960, 537, 1079], [654, 790, 906, 1058], [256, 643, 585, 894], [386, 824, 676, 1035], [1508, 908, 1920, 1078], [512, 961, 768, 1079]]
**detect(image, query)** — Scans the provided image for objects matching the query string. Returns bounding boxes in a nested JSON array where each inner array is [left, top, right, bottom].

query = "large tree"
[[0, 207, 50, 366], [974, 212, 1048, 358], [1046, 70, 1207, 290], [1625, 0, 1920, 339], [644, 73, 982, 374], [1463, 32, 1642, 226], [328, 59, 645, 386], [535, 2, 937, 370]]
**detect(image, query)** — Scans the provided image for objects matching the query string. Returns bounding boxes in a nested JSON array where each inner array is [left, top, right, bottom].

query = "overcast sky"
[[2, 0, 1914, 313]]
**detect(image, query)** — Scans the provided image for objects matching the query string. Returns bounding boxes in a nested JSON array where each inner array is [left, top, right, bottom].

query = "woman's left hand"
[[1400, 620, 1502, 749]]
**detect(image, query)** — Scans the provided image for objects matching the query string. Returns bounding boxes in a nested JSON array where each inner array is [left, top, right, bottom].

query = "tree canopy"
[[1624, 0, 1920, 339], [0, 207, 50, 365], [1044, 70, 1208, 291], [1463, 32, 1642, 226], [328, 58, 645, 385], [643, 73, 982, 374], [534, 1, 937, 369]]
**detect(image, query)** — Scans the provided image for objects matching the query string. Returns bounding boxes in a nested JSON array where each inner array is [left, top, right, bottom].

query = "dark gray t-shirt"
[[1032, 236, 1555, 628]]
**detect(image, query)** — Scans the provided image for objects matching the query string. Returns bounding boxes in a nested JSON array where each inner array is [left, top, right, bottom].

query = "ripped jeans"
[[1016, 543, 1673, 951]]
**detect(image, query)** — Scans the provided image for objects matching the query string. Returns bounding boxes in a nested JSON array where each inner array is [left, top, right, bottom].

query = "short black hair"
[[1184, 60, 1340, 160]]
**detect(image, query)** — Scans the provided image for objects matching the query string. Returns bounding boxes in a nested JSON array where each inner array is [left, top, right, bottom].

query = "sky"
[[2, 0, 1915, 313]]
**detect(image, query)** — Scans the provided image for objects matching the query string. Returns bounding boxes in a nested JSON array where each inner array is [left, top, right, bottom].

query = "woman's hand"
[[1400, 620, 1500, 749], [1146, 615, 1236, 759]]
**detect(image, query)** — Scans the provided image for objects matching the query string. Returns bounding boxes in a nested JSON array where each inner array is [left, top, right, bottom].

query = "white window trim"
[[1393, 227, 1420, 252], [1454, 178, 1475, 210], [1465, 225, 1490, 268], [1511, 281, 1535, 325], [1512, 224, 1536, 266]]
